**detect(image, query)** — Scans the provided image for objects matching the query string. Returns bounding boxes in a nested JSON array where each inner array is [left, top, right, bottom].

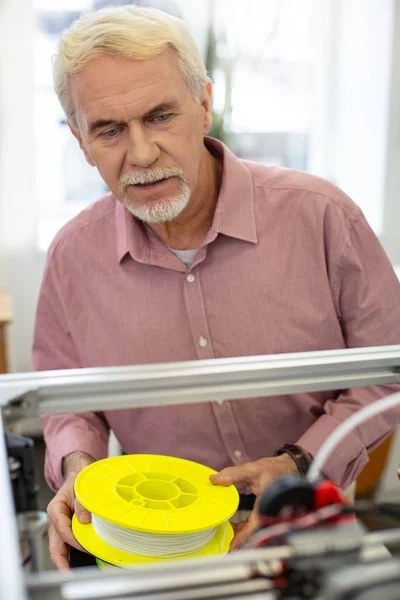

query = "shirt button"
[[199, 336, 208, 347], [234, 450, 242, 459], [186, 273, 195, 283]]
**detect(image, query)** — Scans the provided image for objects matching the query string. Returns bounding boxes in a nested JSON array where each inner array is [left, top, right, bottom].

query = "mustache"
[[119, 167, 187, 191]]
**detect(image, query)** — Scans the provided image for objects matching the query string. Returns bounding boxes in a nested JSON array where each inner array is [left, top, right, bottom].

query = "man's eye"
[[150, 113, 171, 123], [103, 128, 121, 138]]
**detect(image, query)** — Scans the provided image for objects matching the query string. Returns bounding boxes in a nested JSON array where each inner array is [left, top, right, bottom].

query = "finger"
[[230, 521, 247, 535], [74, 498, 91, 524], [230, 507, 260, 551], [230, 521, 240, 535], [230, 518, 259, 551], [49, 500, 77, 549], [210, 465, 251, 486], [49, 499, 86, 551], [48, 523, 70, 571]]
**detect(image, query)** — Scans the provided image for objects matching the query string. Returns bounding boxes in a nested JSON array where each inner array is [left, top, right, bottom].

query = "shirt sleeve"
[[296, 207, 400, 489], [33, 260, 109, 492]]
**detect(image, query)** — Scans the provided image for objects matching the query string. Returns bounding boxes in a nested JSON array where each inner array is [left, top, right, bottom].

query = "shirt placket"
[[183, 259, 250, 466]]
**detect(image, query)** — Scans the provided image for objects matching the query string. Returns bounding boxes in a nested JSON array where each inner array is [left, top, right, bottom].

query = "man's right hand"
[[47, 452, 94, 570]]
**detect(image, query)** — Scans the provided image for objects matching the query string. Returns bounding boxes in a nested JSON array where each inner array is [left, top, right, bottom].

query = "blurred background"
[[0, 0, 400, 513]]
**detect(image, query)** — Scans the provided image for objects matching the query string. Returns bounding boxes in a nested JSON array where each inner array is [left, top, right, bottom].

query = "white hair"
[[52, 5, 208, 129], [119, 166, 191, 223]]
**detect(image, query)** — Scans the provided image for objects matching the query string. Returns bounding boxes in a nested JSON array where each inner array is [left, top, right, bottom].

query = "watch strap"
[[274, 444, 312, 477]]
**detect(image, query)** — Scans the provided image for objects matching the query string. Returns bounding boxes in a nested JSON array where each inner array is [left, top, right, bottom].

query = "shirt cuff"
[[43, 419, 108, 491], [296, 413, 368, 489]]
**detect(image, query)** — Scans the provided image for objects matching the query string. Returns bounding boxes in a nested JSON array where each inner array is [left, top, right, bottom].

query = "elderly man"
[[33, 5, 400, 569]]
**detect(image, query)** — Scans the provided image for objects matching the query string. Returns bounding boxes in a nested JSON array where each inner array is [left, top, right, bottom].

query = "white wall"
[[329, 0, 394, 237], [381, 0, 400, 265], [327, 0, 400, 269], [0, 0, 45, 372]]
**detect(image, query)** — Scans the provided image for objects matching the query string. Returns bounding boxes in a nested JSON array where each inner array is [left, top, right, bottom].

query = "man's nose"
[[126, 122, 160, 168]]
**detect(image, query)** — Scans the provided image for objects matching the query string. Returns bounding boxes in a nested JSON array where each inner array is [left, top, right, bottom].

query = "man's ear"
[[200, 78, 213, 135], [67, 120, 96, 167]]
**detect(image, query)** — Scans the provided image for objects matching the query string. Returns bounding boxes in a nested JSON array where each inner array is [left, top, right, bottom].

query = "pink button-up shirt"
[[33, 138, 400, 492]]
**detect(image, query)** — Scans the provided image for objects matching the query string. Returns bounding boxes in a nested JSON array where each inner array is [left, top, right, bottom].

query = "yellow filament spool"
[[72, 454, 239, 567]]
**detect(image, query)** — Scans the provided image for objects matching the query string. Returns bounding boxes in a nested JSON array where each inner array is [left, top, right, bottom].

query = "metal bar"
[[0, 415, 28, 600], [25, 527, 400, 600], [0, 346, 400, 415], [62, 578, 273, 600], [27, 545, 290, 600]]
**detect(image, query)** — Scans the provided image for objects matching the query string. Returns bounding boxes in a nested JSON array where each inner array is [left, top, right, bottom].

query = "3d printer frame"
[[1, 345, 400, 600]]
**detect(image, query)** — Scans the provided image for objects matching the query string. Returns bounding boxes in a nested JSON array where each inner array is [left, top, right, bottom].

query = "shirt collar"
[[115, 197, 150, 264], [203, 137, 258, 246], [115, 136, 258, 264]]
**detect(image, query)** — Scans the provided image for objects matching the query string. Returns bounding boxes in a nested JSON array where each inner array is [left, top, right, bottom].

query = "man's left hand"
[[210, 454, 299, 550]]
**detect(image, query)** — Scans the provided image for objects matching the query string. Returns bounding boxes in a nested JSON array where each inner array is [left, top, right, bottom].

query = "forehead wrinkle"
[[73, 54, 179, 106], [81, 77, 161, 111]]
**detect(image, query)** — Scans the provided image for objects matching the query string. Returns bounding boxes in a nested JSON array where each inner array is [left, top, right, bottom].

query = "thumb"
[[210, 465, 248, 486], [74, 498, 91, 524]]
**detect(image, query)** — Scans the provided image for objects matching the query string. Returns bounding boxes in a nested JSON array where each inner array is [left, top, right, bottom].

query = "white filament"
[[307, 390, 400, 483], [92, 515, 219, 558]]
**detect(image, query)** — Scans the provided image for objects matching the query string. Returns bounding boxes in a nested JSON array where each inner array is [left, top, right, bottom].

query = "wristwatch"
[[274, 444, 312, 477]]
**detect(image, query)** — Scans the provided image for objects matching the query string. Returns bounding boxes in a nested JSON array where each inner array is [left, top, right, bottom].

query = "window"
[[211, 0, 317, 170]]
